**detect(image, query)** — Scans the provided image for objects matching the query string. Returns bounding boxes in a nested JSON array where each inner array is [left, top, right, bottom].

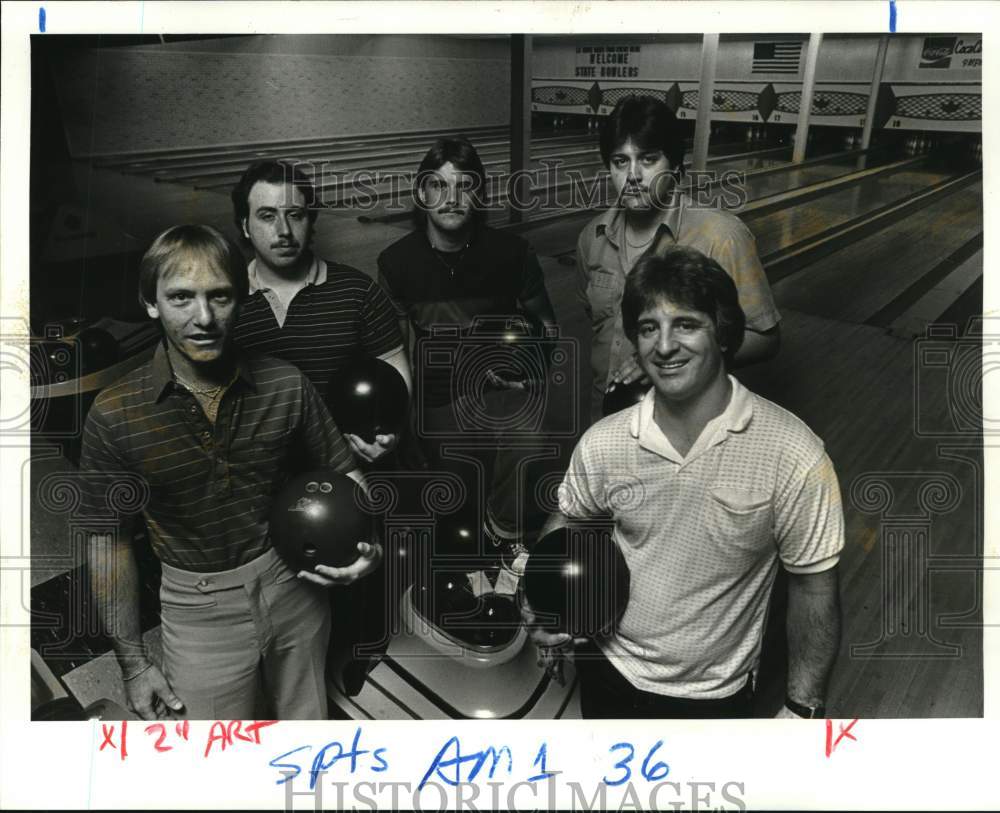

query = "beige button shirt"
[[575, 198, 781, 423]]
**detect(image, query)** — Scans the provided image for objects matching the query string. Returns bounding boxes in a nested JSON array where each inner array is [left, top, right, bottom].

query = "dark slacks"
[[575, 640, 754, 719]]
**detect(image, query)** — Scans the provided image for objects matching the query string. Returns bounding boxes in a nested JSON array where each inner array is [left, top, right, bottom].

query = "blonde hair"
[[138, 224, 247, 308]]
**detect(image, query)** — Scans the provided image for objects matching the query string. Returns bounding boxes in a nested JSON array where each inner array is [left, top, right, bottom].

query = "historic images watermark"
[[281, 775, 748, 811], [276, 162, 749, 216]]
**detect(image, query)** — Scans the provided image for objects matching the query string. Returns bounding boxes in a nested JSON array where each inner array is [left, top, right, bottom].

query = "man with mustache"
[[80, 225, 381, 720], [231, 160, 411, 465], [578, 95, 781, 425], [377, 137, 559, 566], [525, 247, 843, 719]]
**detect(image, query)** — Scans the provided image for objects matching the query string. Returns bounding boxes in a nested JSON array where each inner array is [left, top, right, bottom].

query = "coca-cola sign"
[[920, 36, 956, 68]]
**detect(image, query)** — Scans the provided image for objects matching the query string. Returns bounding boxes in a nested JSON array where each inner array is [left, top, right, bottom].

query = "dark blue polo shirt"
[[377, 225, 548, 404]]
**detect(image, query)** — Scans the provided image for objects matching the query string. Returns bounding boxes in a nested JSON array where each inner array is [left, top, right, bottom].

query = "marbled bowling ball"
[[269, 470, 372, 571]]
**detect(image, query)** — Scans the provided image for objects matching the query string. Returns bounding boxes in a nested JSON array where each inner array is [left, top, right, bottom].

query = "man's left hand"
[[346, 433, 398, 463], [773, 705, 801, 719], [486, 369, 544, 392], [298, 541, 382, 587]]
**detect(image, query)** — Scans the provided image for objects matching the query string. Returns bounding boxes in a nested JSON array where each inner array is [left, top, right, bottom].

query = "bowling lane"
[[347, 142, 790, 223], [128, 126, 525, 178], [772, 180, 983, 324], [739, 149, 901, 200], [173, 133, 600, 187], [99, 125, 513, 171], [700, 147, 792, 175], [747, 165, 955, 258], [517, 151, 905, 260]]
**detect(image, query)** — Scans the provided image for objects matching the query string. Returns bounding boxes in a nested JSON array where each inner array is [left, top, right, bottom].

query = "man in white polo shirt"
[[524, 246, 843, 719]]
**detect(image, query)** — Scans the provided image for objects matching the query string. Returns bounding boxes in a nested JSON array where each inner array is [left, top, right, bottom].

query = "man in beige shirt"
[[527, 247, 842, 719], [577, 95, 781, 425]]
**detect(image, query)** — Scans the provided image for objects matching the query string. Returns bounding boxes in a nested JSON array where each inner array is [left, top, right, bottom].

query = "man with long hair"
[[377, 137, 560, 568]]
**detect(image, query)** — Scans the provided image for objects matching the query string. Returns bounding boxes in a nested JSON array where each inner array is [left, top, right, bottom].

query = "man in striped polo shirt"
[[231, 160, 411, 465], [81, 225, 381, 720], [526, 247, 842, 719]]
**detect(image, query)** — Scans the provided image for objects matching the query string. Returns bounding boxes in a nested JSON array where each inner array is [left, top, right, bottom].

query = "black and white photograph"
[[1, 2, 995, 809]]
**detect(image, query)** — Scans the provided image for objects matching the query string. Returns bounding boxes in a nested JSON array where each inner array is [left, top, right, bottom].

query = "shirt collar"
[[144, 339, 256, 404], [595, 192, 687, 248], [247, 255, 326, 293], [630, 375, 754, 461]]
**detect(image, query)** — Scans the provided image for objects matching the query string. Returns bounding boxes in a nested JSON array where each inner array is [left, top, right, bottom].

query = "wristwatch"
[[784, 695, 826, 719]]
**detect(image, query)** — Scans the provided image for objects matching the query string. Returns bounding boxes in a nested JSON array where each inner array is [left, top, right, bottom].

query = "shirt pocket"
[[586, 269, 621, 324], [704, 487, 774, 557]]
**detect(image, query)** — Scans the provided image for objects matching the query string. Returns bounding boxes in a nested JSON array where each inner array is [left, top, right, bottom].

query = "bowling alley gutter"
[[737, 153, 930, 219], [509, 147, 919, 239], [763, 168, 982, 283]]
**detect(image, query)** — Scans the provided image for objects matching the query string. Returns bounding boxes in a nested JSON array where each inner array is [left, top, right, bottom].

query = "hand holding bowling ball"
[[269, 470, 381, 585], [326, 356, 409, 448], [603, 356, 651, 416], [602, 379, 650, 417], [522, 523, 630, 639]]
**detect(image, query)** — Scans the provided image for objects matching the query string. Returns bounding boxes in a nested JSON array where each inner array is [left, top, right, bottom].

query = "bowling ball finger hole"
[[303, 545, 318, 559]]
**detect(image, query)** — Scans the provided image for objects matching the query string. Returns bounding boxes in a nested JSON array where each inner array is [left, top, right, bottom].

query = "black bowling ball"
[[456, 315, 547, 390], [602, 380, 650, 417], [522, 524, 631, 638], [413, 573, 521, 649], [416, 570, 479, 617], [76, 326, 120, 374], [432, 512, 483, 560], [269, 469, 373, 571], [326, 356, 408, 444]]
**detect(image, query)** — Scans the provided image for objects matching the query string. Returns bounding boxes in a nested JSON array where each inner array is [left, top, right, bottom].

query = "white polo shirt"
[[557, 377, 844, 699]]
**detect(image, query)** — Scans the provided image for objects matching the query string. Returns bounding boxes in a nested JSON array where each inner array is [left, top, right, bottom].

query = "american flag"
[[752, 41, 803, 74]]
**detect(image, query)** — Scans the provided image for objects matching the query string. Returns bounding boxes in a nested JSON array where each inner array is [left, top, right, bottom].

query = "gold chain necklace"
[[174, 370, 237, 399]]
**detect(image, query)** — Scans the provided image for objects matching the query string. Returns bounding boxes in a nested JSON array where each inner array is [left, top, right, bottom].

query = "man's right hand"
[[608, 356, 650, 391], [123, 664, 185, 720], [520, 597, 583, 686]]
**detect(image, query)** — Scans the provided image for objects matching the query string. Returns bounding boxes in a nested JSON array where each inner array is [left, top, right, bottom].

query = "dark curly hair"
[[622, 246, 745, 365]]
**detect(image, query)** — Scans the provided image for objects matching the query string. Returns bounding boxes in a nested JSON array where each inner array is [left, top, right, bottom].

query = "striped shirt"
[[576, 196, 781, 424], [78, 342, 354, 572], [557, 377, 843, 699], [233, 257, 403, 397]]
